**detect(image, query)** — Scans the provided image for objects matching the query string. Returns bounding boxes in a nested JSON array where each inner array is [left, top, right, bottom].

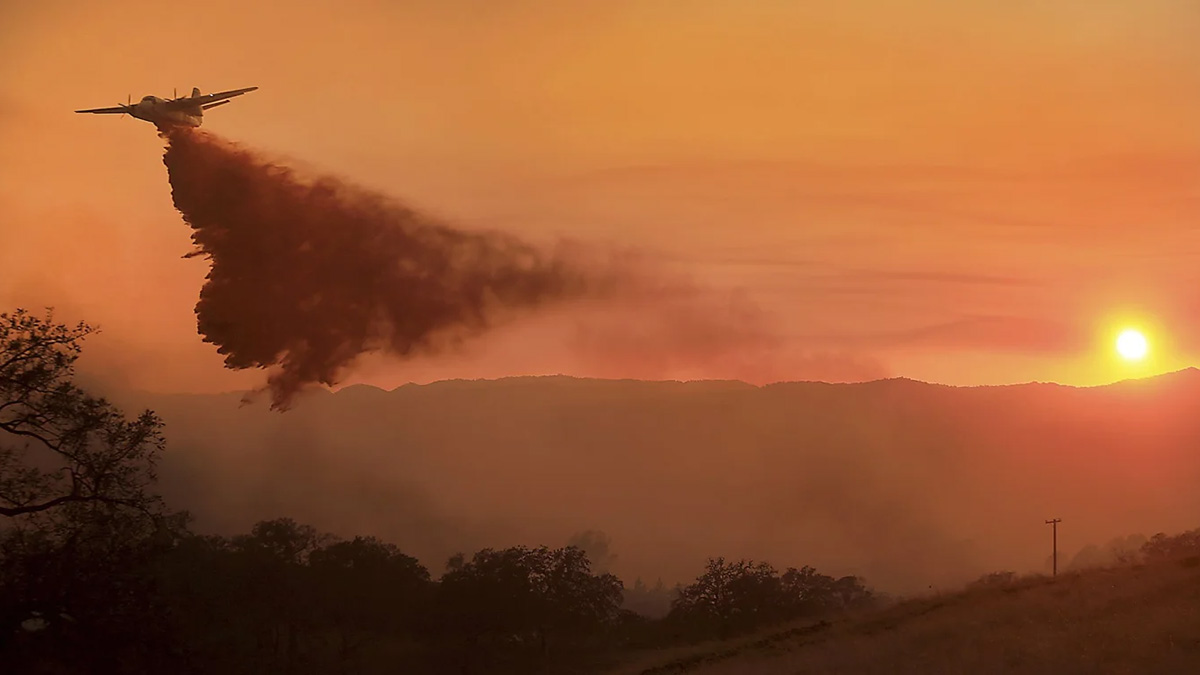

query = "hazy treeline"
[[5, 511, 1195, 675], [0, 512, 874, 675], [9, 506, 1200, 667]]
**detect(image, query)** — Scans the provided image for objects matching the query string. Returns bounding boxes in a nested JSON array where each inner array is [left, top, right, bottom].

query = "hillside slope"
[[611, 557, 1200, 674], [107, 370, 1200, 592]]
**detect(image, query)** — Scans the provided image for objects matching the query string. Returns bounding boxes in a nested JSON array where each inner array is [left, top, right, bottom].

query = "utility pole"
[[1045, 518, 1062, 577]]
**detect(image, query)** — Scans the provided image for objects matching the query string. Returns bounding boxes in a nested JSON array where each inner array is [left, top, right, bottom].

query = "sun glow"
[[1115, 329, 1149, 361]]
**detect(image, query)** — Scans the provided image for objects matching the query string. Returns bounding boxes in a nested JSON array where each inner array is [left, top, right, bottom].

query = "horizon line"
[[120, 366, 1200, 399]]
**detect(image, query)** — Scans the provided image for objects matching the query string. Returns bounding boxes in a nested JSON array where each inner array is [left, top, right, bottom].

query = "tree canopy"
[[669, 557, 873, 638], [0, 309, 166, 519]]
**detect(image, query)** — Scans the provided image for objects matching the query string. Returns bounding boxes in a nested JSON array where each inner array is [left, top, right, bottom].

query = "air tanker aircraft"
[[75, 86, 258, 128]]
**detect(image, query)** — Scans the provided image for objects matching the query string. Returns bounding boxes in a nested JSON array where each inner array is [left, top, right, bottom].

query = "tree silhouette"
[[435, 545, 623, 669], [670, 558, 873, 639], [309, 536, 432, 661], [1141, 528, 1200, 561], [228, 518, 330, 668], [780, 565, 872, 612], [0, 506, 185, 673], [670, 557, 782, 637], [0, 309, 165, 518]]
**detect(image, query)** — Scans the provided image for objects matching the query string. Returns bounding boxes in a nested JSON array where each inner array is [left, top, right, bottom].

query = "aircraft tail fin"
[[191, 87, 201, 98]]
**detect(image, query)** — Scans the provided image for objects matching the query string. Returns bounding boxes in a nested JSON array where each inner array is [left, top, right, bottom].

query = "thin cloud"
[[797, 315, 1089, 355], [847, 270, 1039, 287]]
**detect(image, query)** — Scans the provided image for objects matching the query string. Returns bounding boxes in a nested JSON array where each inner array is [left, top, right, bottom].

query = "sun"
[[1115, 329, 1149, 361]]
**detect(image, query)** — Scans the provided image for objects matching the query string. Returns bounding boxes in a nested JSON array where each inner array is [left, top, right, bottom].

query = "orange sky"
[[2, 0, 1199, 393]]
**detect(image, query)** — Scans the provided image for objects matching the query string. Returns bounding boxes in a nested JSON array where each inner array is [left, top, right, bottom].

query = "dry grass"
[[607, 557, 1200, 675]]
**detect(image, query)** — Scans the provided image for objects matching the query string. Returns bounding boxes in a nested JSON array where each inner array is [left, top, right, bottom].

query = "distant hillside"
[[109, 370, 1200, 592], [605, 555, 1200, 674]]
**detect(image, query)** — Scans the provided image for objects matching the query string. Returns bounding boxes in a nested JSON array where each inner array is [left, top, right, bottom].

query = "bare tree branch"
[[0, 493, 149, 517], [0, 308, 165, 523]]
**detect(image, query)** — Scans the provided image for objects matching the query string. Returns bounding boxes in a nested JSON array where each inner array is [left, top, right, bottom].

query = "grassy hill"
[[607, 556, 1200, 674]]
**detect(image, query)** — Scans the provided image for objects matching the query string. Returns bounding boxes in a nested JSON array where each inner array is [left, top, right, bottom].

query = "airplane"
[[75, 86, 258, 128]]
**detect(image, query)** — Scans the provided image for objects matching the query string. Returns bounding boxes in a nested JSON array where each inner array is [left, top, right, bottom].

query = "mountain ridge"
[[122, 365, 1200, 401]]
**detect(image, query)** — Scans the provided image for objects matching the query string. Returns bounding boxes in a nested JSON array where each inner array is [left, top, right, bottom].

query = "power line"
[[1045, 518, 1062, 577]]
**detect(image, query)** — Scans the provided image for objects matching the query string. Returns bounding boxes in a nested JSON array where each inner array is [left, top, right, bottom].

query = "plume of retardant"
[[159, 128, 605, 410]]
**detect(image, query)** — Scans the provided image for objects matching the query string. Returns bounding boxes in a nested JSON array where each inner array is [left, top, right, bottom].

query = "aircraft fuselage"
[[129, 96, 203, 128]]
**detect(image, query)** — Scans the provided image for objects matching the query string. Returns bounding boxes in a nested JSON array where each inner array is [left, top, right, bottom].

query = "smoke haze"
[[160, 128, 612, 408], [108, 370, 1200, 594]]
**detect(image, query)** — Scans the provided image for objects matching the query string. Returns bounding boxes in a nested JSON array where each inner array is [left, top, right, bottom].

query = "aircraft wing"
[[75, 106, 129, 114], [165, 86, 258, 110]]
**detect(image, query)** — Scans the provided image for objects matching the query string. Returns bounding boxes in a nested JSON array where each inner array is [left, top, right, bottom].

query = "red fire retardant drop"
[[160, 128, 605, 409]]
